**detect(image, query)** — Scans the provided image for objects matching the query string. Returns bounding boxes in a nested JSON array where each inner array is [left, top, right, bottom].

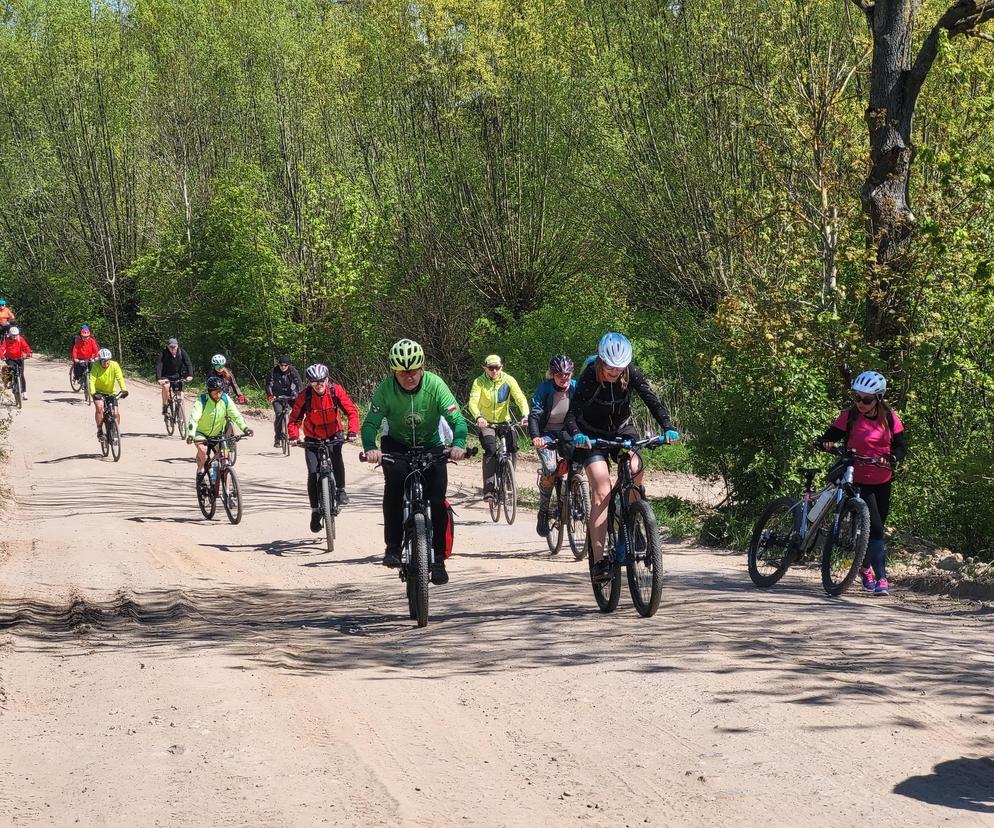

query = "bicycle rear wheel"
[[320, 475, 335, 553], [545, 481, 564, 555], [567, 475, 590, 560], [748, 496, 801, 588], [821, 496, 870, 596], [626, 499, 663, 617], [502, 462, 517, 525], [411, 513, 430, 628], [176, 400, 187, 438], [108, 420, 121, 462], [221, 467, 242, 524]]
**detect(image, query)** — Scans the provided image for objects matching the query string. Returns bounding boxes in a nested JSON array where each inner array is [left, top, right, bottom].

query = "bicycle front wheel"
[[108, 421, 121, 462], [320, 475, 335, 553], [567, 475, 590, 560], [626, 499, 663, 617], [69, 364, 81, 392], [223, 424, 237, 465], [222, 467, 242, 524], [821, 496, 870, 596], [198, 475, 217, 519], [12, 378, 21, 409], [502, 462, 517, 525], [84, 380, 91, 406], [591, 510, 622, 613], [748, 496, 801, 588], [164, 408, 175, 436], [546, 481, 564, 555], [176, 400, 187, 438], [411, 513, 430, 628]]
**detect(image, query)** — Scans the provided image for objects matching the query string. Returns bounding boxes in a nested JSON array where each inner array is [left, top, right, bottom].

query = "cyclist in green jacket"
[[362, 339, 467, 582], [187, 375, 253, 493]]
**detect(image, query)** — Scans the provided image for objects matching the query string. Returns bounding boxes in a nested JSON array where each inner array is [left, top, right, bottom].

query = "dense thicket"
[[2, 0, 993, 554]]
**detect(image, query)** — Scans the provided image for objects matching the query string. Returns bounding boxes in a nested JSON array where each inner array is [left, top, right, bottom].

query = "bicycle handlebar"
[[359, 446, 479, 465], [588, 435, 673, 449], [818, 444, 891, 466]]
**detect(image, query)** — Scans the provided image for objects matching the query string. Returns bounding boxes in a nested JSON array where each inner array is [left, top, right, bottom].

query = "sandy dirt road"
[[1, 356, 992, 826]]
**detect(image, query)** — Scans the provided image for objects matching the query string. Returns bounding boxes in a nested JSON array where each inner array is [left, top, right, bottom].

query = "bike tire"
[[12, 377, 21, 409], [320, 475, 335, 553], [84, 382, 91, 406], [590, 509, 622, 613], [69, 364, 81, 392], [177, 400, 187, 438], [411, 513, 430, 628], [406, 578, 417, 620], [821, 496, 870, 596], [546, 481, 564, 555], [222, 467, 242, 525], [164, 410, 175, 436], [567, 475, 591, 560], [223, 424, 237, 466], [100, 430, 110, 457], [748, 496, 801, 588], [488, 482, 501, 522], [108, 420, 121, 462], [502, 462, 517, 525], [626, 499, 663, 617], [281, 426, 290, 456], [198, 474, 217, 520]]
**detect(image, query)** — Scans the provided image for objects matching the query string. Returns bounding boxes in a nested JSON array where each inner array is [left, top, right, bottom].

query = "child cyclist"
[[564, 332, 680, 583], [818, 370, 907, 596]]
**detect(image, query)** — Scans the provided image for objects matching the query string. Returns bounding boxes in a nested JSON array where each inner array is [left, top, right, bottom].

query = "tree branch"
[[907, 2, 994, 126], [848, 0, 874, 12]]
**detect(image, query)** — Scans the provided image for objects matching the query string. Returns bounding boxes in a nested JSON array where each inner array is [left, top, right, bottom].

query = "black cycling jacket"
[[266, 364, 303, 398], [155, 347, 193, 380], [564, 362, 671, 437]]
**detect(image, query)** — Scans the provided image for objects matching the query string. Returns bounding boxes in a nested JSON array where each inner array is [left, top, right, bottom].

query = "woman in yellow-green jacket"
[[468, 354, 529, 501]]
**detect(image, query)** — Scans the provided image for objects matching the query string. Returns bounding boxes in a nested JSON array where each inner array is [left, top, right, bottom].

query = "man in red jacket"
[[70, 324, 100, 387], [288, 363, 359, 533], [2, 326, 32, 398]]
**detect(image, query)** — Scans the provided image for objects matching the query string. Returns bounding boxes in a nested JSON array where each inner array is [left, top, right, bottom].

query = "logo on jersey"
[[405, 411, 424, 429], [371, 404, 381, 413]]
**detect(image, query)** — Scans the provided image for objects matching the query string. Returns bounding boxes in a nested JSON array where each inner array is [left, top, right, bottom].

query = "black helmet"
[[549, 354, 574, 375], [277, 354, 291, 365], [206, 376, 224, 391]]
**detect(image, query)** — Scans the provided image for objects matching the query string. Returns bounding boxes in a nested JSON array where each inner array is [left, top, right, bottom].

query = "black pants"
[[73, 360, 90, 385], [859, 480, 892, 542], [479, 425, 516, 493], [273, 399, 289, 440], [381, 434, 448, 560], [5, 358, 25, 392], [304, 438, 345, 508]]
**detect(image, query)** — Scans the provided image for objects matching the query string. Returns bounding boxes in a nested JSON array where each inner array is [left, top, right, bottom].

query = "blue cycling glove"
[[659, 430, 681, 444], [572, 433, 592, 448]]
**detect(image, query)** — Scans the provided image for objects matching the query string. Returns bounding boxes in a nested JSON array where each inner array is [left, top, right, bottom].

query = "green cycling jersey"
[[361, 371, 468, 450]]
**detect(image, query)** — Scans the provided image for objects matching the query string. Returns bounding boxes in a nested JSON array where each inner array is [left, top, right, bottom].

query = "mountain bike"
[[275, 396, 295, 456], [748, 447, 876, 596], [540, 437, 590, 559], [487, 422, 518, 525], [222, 420, 238, 465], [197, 434, 247, 524], [163, 379, 187, 438], [361, 446, 478, 628], [70, 359, 93, 404], [299, 436, 345, 553], [584, 436, 672, 618], [94, 392, 125, 462], [3, 361, 22, 409]]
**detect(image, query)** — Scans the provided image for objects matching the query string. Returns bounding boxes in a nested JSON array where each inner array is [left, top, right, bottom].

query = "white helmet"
[[8, 326, 18, 336], [98, 348, 112, 361], [305, 363, 329, 381], [597, 332, 633, 369], [852, 370, 886, 397], [211, 354, 226, 367]]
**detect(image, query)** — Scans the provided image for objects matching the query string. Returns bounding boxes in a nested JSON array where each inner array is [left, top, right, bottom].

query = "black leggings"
[[381, 434, 448, 559], [304, 439, 345, 508], [859, 480, 892, 542]]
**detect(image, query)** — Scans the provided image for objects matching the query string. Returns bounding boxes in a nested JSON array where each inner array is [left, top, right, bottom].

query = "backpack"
[[200, 392, 231, 408], [301, 384, 342, 415]]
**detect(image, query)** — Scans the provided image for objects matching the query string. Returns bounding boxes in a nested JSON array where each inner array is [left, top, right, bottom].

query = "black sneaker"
[[97, 430, 105, 443], [196, 474, 209, 497], [336, 490, 350, 506], [310, 510, 322, 533], [431, 562, 449, 585], [274, 438, 282, 448], [536, 508, 549, 537], [591, 558, 614, 583], [161, 404, 168, 415], [383, 548, 402, 568]]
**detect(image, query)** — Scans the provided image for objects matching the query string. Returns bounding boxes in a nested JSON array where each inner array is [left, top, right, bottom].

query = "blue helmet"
[[597, 332, 633, 369]]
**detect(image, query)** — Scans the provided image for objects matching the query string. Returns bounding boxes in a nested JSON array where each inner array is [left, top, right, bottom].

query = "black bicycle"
[[487, 422, 519, 525], [584, 436, 671, 618], [70, 359, 93, 405], [163, 379, 187, 438], [362, 446, 478, 628], [540, 437, 590, 559], [94, 392, 125, 462], [299, 436, 345, 553], [222, 420, 238, 465], [4, 360, 22, 409], [197, 434, 247, 524], [275, 396, 295, 456], [748, 447, 875, 596]]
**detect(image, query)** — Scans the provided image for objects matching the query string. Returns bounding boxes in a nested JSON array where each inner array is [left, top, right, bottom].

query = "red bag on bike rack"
[[444, 499, 456, 559]]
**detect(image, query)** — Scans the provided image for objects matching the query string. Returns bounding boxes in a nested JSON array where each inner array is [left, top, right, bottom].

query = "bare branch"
[[848, 0, 874, 12], [964, 28, 994, 43]]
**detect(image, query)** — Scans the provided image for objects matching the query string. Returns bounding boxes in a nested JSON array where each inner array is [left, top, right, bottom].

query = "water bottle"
[[209, 461, 218, 483], [808, 488, 833, 524]]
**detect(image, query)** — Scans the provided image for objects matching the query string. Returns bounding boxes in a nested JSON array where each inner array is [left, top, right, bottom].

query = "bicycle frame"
[[794, 457, 866, 555], [302, 437, 344, 507], [203, 436, 236, 495]]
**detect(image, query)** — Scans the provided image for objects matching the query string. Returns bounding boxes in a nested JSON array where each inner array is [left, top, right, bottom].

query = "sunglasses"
[[486, 365, 502, 371], [852, 393, 877, 405]]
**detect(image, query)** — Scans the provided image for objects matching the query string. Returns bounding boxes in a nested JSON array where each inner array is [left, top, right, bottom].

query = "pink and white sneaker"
[[874, 577, 890, 596], [859, 566, 877, 591]]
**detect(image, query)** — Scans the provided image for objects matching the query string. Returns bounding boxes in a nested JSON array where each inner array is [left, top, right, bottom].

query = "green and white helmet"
[[389, 339, 425, 371]]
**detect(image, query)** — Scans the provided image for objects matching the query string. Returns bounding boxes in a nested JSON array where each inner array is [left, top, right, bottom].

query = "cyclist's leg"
[[583, 455, 613, 562], [160, 379, 170, 408], [331, 436, 346, 490], [425, 460, 449, 562], [380, 436, 408, 558], [272, 400, 285, 442], [304, 445, 320, 507], [861, 483, 890, 580], [479, 425, 497, 496], [194, 439, 209, 475], [94, 398, 105, 434]]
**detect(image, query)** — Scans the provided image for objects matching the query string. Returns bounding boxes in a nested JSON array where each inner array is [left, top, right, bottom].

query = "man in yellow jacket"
[[468, 354, 529, 501], [89, 348, 128, 444], [186, 375, 253, 492]]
